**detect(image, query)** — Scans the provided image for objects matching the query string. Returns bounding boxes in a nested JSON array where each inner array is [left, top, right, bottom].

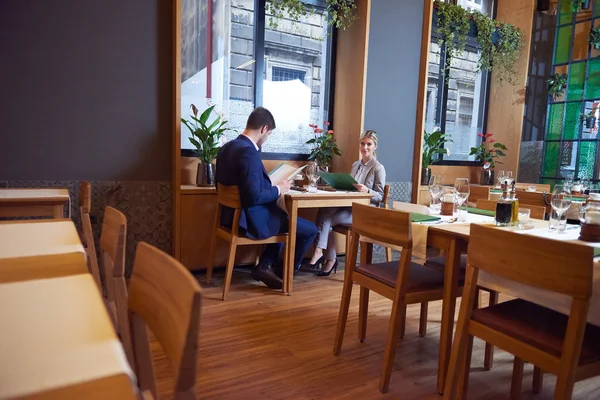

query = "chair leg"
[[419, 302, 428, 337], [333, 271, 354, 356], [282, 240, 291, 295], [358, 287, 369, 342], [484, 290, 498, 370], [457, 334, 474, 399], [345, 232, 352, 261], [221, 243, 238, 301], [399, 305, 407, 339], [385, 247, 392, 262], [206, 234, 219, 286], [532, 366, 543, 394], [379, 300, 406, 393], [510, 357, 524, 400]]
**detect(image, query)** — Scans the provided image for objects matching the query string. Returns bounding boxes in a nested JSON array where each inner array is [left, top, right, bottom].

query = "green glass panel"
[[595, 0, 600, 17], [547, 104, 565, 140], [559, 0, 574, 24], [554, 25, 573, 65], [541, 178, 556, 191], [578, 142, 597, 179], [567, 62, 586, 101], [543, 142, 560, 177], [563, 102, 582, 139], [586, 59, 600, 99]]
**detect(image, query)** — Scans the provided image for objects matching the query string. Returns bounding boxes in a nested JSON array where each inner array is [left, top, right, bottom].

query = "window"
[[425, 0, 494, 163], [180, 0, 336, 158]]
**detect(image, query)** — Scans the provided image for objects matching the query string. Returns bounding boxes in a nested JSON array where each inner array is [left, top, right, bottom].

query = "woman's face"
[[360, 138, 376, 159]]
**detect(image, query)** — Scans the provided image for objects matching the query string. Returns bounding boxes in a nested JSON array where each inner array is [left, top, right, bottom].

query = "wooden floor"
[[151, 267, 600, 399]]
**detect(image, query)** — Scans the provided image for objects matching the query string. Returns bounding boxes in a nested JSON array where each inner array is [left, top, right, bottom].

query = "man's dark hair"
[[246, 107, 276, 131]]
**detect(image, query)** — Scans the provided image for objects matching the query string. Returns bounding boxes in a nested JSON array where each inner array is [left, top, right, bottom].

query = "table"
[[0, 219, 88, 283], [0, 274, 137, 399], [0, 188, 70, 219], [283, 190, 373, 294]]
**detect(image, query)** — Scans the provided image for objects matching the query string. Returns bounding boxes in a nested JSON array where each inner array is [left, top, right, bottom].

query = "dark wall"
[[0, 0, 172, 181], [364, 0, 423, 182]]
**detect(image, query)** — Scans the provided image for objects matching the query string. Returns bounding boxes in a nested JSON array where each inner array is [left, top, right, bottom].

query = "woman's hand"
[[353, 183, 369, 193]]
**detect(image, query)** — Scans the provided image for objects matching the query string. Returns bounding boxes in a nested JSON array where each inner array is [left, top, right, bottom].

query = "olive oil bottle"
[[510, 181, 519, 226], [495, 183, 512, 226]]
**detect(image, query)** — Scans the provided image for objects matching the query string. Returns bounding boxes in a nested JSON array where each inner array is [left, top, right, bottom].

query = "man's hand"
[[353, 183, 369, 193], [277, 178, 292, 194]]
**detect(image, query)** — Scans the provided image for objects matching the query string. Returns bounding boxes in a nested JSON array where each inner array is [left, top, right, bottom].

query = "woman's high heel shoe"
[[317, 260, 338, 276], [303, 255, 324, 270]]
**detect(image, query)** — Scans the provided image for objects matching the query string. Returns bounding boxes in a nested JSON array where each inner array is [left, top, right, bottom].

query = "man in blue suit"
[[215, 107, 318, 289]]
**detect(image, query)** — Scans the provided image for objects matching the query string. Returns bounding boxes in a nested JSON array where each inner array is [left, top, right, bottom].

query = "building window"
[[425, 0, 494, 163], [272, 67, 306, 83]]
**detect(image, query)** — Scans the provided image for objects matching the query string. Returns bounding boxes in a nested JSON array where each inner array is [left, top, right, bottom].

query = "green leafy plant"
[[582, 104, 598, 119], [266, 0, 357, 31], [469, 133, 507, 169], [434, 0, 470, 75], [547, 73, 568, 99], [589, 26, 600, 50], [181, 104, 232, 164], [471, 11, 495, 73], [422, 129, 452, 168], [492, 22, 525, 85], [571, 0, 584, 12], [306, 122, 341, 167]]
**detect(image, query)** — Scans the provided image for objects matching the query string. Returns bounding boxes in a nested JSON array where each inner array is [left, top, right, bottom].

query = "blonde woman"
[[306, 130, 386, 276]]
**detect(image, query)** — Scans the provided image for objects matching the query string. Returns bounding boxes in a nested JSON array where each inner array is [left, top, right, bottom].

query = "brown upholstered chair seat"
[[356, 261, 452, 292], [425, 254, 467, 271], [472, 299, 600, 365]]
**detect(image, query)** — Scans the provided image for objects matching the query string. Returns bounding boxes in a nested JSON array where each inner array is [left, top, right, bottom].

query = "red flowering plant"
[[305, 121, 342, 168], [469, 133, 507, 169]]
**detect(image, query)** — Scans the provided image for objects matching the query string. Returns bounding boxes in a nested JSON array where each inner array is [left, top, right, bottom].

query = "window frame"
[[428, 0, 496, 166]]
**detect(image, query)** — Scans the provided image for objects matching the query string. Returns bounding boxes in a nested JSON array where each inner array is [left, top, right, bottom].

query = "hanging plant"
[[589, 26, 600, 50], [471, 11, 495, 73], [492, 22, 525, 85], [547, 73, 568, 99], [434, 0, 470, 75], [266, 0, 357, 31]]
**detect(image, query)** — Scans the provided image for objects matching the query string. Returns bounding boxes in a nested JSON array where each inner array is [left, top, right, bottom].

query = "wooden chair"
[[127, 242, 202, 400], [206, 184, 290, 300], [515, 182, 551, 192], [476, 198, 546, 219], [79, 181, 101, 291], [99, 206, 130, 359], [444, 224, 600, 399], [333, 184, 392, 263], [467, 185, 491, 207], [333, 203, 450, 393]]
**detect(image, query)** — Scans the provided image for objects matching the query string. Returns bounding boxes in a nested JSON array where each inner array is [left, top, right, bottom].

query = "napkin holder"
[[441, 201, 454, 216]]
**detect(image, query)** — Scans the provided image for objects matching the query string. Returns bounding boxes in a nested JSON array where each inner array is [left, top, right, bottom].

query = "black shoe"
[[251, 261, 283, 290], [272, 261, 301, 280], [302, 255, 325, 270], [316, 260, 338, 277]]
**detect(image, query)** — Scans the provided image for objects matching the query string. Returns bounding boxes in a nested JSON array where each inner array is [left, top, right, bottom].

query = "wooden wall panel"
[[486, 0, 536, 177], [331, 0, 371, 174]]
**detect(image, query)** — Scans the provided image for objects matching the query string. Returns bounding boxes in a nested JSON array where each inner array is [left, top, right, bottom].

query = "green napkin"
[[467, 207, 496, 217], [410, 213, 441, 222], [594, 247, 600, 257], [490, 189, 502, 194], [572, 196, 586, 202]]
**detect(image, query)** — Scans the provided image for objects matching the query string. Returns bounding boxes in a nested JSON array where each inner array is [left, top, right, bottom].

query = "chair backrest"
[[468, 224, 593, 299], [128, 242, 202, 399], [100, 206, 127, 280], [353, 203, 412, 250], [381, 184, 390, 208], [392, 201, 430, 215], [515, 182, 551, 193], [216, 184, 242, 237], [476, 199, 546, 219], [79, 181, 101, 290], [468, 185, 490, 205]]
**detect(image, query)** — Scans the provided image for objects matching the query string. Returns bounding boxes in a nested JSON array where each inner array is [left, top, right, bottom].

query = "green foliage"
[[422, 129, 452, 168], [469, 133, 507, 169], [433, 0, 524, 85], [266, 0, 357, 31], [181, 104, 233, 164], [547, 73, 568, 99], [589, 26, 600, 50], [571, 0, 584, 12], [305, 122, 341, 167]]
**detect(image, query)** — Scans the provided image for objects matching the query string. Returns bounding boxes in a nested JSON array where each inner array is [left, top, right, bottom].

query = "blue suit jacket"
[[215, 135, 284, 239]]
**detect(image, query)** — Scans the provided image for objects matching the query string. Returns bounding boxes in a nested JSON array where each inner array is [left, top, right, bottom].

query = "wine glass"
[[581, 178, 591, 194], [550, 184, 572, 232], [496, 170, 505, 188], [305, 162, 319, 193], [504, 171, 514, 186], [428, 175, 443, 214], [454, 178, 470, 221]]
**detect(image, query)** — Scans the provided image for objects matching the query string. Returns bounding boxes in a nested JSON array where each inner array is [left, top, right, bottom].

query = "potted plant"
[[589, 26, 600, 56], [181, 103, 232, 186], [306, 121, 341, 172], [547, 73, 568, 100], [582, 105, 598, 129], [571, 0, 590, 12], [469, 133, 507, 185], [421, 128, 452, 185]]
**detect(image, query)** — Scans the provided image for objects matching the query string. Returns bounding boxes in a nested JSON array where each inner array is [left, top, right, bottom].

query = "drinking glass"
[[305, 162, 319, 193], [428, 175, 443, 214], [581, 178, 591, 194], [503, 171, 514, 186], [517, 208, 534, 229], [550, 184, 572, 232], [454, 178, 470, 221], [496, 170, 505, 188]]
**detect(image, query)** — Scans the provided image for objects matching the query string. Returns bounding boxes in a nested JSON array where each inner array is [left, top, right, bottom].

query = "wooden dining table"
[[283, 190, 373, 294], [0, 188, 70, 219], [0, 274, 137, 399], [0, 219, 88, 283]]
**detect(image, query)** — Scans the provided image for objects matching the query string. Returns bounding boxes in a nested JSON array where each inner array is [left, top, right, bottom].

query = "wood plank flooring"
[[151, 267, 600, 399]]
